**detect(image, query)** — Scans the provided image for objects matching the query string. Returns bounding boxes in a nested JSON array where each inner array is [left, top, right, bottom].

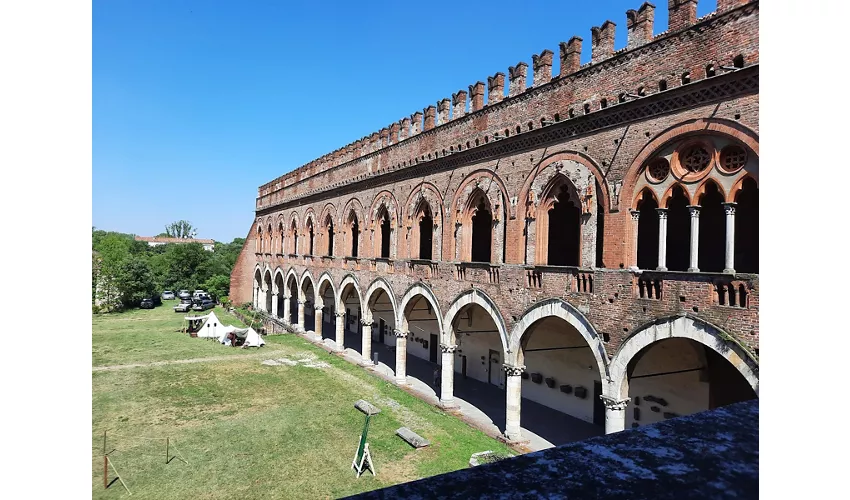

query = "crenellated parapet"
[[257, 0, 759, 205]]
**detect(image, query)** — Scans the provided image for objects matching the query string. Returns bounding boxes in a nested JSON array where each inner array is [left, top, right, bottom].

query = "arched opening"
[[263, 272, 273, 313], [257, 227, 263, 253], [624, 338, 756, 429], [546, 184, 581, 266], [267, 225, 273, 253], [307, 219, 315, 256], [339, 282, 363, 354], [349, 212, 359, 258], [735, 177, 758, 273], [366, 288, 396, 369], [290, 221, 299, 254], [325, 216, 334, 257], [449, 303, 506, 433], [287, 278, 298, 324], [637, 190, 659, 270], [253, 269, 262, 309], [274, 273, 284, 318], [666, 185, 690, 272], [518, 317, 605, 445], [318, 281, 335, 340], [419, 207, 434, 260], [278, 222, 285, 254], [379, 209, 391, 258], [471, 201, 492, 263], [301, 279, 315, 332], [698, 181, 726, 273]]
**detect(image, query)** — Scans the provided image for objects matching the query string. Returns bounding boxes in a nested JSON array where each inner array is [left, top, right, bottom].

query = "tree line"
[[92, 227, 244, 311]]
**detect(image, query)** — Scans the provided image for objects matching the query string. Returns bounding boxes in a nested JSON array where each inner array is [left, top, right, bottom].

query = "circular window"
[[646, 158, 670, 182], [719, 145, 747, 173], [681, 145, 712, 173]]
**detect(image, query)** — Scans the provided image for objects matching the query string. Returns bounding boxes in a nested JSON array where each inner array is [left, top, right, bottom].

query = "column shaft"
[[314, 308, 323, 336], [395, 331, 408, 385], [271, 293, 279, 318], [282, 296, 291, 324], [629, 210, 640, 268], [334, 313, 345, 351], [602, 397, 629, 434], [361, 321, 372, 363], [504, 366, 524, 441], [440, 347, 456, 407], [297, 300, 305, 330], [723, 202, 737, 273], [656, 208, 668, 271], [687, 205, 700, 272]]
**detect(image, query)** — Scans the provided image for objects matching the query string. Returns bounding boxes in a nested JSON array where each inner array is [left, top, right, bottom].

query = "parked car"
[[174, 301, 192, 313], [140, 298, 155, 309], [162, 290, 175, 300], [178, 290, 192, 300], [192, 299, 215, 311]]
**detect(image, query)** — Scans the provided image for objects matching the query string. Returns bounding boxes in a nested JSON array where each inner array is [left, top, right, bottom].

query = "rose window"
[[681, 146, 712, 173], [647, 158, 670, 182], [720, 145, 747, 172]]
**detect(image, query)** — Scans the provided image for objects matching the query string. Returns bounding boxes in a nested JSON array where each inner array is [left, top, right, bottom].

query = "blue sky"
[[93, 0, 717, 243]]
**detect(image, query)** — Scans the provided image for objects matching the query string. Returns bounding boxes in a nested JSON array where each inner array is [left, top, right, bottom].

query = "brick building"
[[230, 0, 759, 446]]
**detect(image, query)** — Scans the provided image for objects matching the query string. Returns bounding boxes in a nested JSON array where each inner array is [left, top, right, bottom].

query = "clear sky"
[[93, 0, 718, 243]]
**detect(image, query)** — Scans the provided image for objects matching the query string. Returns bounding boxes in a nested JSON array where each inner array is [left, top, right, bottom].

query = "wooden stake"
[[103, 430, 107, 489], [166, 437, 169, 464]]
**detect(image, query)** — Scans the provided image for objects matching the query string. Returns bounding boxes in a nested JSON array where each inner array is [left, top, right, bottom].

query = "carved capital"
[[335, 311, 345, 318], [439, 343, 457, 353], [394, 329, 409, 338], [655, 207, 668, 220], [297, 299, 306, 305], [600, 395, 630, 411], [503, 364, 526, 377], [687, 205, 701, 218], [313, 304, 323, 311], [630, 209, 641, 221], [360, 318, 373, 326], [722, 202, 737, 216]]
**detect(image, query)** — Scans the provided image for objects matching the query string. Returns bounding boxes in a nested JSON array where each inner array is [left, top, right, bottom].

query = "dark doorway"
[[378, 318, 385, 344], [471, 201, 492, 262], [308, 223, 315, 255], [351, 217, 359, 257], [547, 185, 581, 266], [488, 349, 500, 386], [666, 186, 690, 271], [637, 190, 659, 270], [419, 212, 433, 260], [326, 221, 334, 256], [429, 334, 438, 363], [289, 291, 297, 324], [593, 380, 605, 427], [380, 212, 391, 258], [698, 182, 726, 272], [293, 230, 299, 254], [735, 178, 758, 273], [461, 355, 468, 379], [706, 347, 757, 409]]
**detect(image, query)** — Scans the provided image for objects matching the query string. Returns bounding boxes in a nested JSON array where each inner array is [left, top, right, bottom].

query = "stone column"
[[439, 343, 457, 407], [394, 329, 409, 385], [629, 209, 640, 268], [722, 202, 737, 274], [313, 305, 323, 336], [655, 208, 668, 271], [360, 319, 373, 364], [271, 292, 279, 318], [687, 205, 701, 272], [503, 364, 525, 441], [334, 311, 345, 351], [297, 299, 306, 331], [282, 294, 291, 325], [253, 286, 258, 309], [601, 396, 630, 434]]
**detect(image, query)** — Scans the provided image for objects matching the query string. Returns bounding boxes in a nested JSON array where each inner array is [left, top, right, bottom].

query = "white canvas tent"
[[219, 326, 265, 347], [196, 311, 223, 339]]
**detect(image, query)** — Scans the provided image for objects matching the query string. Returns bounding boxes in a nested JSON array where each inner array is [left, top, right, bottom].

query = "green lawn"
[[92, 303, 512, 498]]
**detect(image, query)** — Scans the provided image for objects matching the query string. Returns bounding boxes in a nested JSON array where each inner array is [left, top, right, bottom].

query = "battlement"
[[258, 0, 759, 203]]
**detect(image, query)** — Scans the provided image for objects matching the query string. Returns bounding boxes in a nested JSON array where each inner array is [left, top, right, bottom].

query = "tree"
[[117, 256, 157, 307], [164, 220, 197, 239], [203, 274, 231, 302]]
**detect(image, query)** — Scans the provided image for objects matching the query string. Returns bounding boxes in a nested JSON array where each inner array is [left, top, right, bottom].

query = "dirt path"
[[92, 349, 290, 372]]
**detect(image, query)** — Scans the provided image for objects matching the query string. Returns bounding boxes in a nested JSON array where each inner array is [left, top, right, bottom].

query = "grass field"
[[92, 301, 512, 499]]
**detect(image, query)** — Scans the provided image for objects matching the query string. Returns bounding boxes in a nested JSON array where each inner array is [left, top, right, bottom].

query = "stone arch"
[[441, 288, 508, 353], [299, 269, 316, 303], [363, 277, 398, 324], [607, 314, 759, 400], [518, 151, 609, 221], [287, 211, 301, 254], [276, 214, 286, 254], [450, 169, 509, 264], [632, 186, 659, 212], [284, 267, 298, 290], [660, 182, 692, 207], [303, 209, 317, 256], [337, 273, 364, 312], [508, 298, 608, 378], [397, 282, 444, 334], [367, 190, 400, 259], [316, 272, 337, 308], [341, 198, 365, 258], [729, 173, 758, 203], [695, 178, 727, 202], [273, 267, 285, 294]]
